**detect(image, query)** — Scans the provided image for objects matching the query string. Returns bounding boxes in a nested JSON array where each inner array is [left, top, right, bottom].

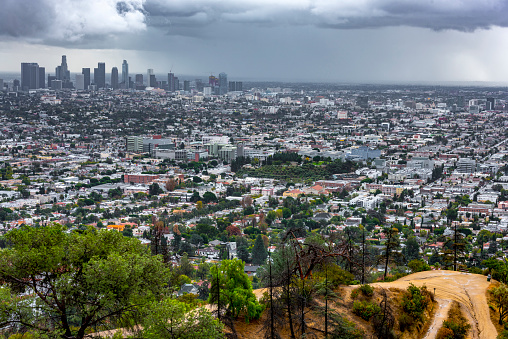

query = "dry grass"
[[435, 301, 472, 339], [487, 280, 504, 335]]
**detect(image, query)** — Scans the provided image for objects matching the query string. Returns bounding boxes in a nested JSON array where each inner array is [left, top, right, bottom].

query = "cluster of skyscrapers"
[[17, 55, 242, 94]]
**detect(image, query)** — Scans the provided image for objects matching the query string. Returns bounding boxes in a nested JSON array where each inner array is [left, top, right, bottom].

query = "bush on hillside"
[[351, 284, 374, 299], [401, 283, 433, 321], [352, 301, 381, 321]]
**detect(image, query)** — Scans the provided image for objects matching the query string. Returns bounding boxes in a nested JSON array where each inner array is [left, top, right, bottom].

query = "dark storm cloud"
[[0, 0, 54, 38], [2, 0, 508, 44], [145, 0, 508, 32]]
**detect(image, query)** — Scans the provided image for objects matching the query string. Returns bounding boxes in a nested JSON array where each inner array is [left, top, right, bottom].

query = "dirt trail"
[[370, 270, 496, 339]]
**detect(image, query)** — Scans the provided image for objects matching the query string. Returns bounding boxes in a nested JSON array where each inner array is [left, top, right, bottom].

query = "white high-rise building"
[[147, 69, 154, 86]]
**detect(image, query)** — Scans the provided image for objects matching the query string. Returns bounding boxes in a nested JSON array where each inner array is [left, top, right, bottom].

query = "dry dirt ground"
[[370, 270, 497, 339]]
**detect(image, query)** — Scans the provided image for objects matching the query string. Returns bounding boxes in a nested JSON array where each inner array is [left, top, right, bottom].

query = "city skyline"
[[2, 1, 508, 83]]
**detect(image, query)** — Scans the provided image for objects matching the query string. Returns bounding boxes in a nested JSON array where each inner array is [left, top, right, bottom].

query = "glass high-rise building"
[[111, 67, 119, 89], [219, 72, 227, 95], [82, 68, 91, 89], [21, 62, 39, 91], [38, 67, 45, 88], [168, 73, 175, 92], [94, 62, 106, 88], [122, 60, 128, 88]]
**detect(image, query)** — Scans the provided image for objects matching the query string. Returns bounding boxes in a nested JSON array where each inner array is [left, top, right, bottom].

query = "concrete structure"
[[123, 174, 159, 184], [456, 158, 476, 173], [126, 136, 144, 152], [75, 74, 85, 90]]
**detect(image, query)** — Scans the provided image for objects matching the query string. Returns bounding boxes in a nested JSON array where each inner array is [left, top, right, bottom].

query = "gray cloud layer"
[[2, 0, 508, 45], [0, 0, 146, 43]]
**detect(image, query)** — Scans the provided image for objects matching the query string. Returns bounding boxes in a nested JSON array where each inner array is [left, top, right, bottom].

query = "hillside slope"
[[370, 270, 496, 339]]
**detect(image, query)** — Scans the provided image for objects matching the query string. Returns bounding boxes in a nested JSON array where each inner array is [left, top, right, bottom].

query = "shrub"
[[352, 301, 381, 321], [401, 283, 432, 321], [436, 327, 455, 339], [327, 311, 365, 339], [382, 272, 408, 282], [315, 263, 355, 288], [359, 284, 374, 296], [442, 319, 470, 339], [351, 284, 374, 299], [408, 259, 431, 273], [498, 329, 508, 339], [398, 313, 415, 332]]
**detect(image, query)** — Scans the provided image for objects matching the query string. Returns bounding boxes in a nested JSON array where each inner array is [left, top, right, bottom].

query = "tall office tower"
[[228, 81, 237, 92], [209, 75, 218, 87], [183, 80, 190, 92], [195, 79, 203, 92], [149, 74, 157, 87], [82, 68, 91, 89], [75, 74, 85, 90], [168, 73, 175, 91], [55, 55, 70, 81], [111, 67, 119, 89], [94, 62, 106, 88], [47, 75, 56, 89], [21, 62, 39, 91], [135, 74, 143, 85], [174, 77, 179, 91], [38, 67, 45, 88], [121, 60, 128, 87], [219, 72, 227, 95], [147, 69, 154, 86], [486, 97, 495, 111], [0, 79, 3, 92]]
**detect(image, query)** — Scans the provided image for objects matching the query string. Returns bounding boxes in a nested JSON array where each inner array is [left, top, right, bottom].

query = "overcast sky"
[[2, 0, 508, 83]]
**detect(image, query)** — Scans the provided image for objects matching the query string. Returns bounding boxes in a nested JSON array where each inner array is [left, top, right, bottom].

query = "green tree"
[[402, 236, 421, 262], [178, 253, 195, 278], [408, 259, 430, 273], [142, 297, 224, 339], [122, 226, 133, 237], [252, 234, 268, 265], [492, 283, 508, 325], [202, 191, 218, 203], [0, 224, 169, 339], [208, 259, 264, 321], [149, 183, 163, 196], [378, 227, 402, 280]]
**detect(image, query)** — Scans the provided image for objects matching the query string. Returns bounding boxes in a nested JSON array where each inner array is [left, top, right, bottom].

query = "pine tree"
[[252, 234, 268, 265]]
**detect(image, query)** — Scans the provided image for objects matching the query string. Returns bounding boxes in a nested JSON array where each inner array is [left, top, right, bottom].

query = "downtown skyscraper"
[[111, 67, 119, 89], [21, 63, 39, 91], [94, 62, 106, 88], [219, 72, 228, 95], [55, 55, 70, 82], [122, 60, 129, 88]]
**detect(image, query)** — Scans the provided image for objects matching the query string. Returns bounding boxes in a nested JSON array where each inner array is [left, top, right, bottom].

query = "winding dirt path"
[[370, 270, 496, 339]]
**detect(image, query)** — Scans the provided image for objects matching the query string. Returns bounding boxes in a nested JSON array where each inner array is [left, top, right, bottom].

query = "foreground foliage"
[[0, 224, 170, 339], [142, 297, 224, 339]]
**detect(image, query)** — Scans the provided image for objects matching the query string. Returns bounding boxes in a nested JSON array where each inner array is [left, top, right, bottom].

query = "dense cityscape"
[[1, 53, 508, 338]]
